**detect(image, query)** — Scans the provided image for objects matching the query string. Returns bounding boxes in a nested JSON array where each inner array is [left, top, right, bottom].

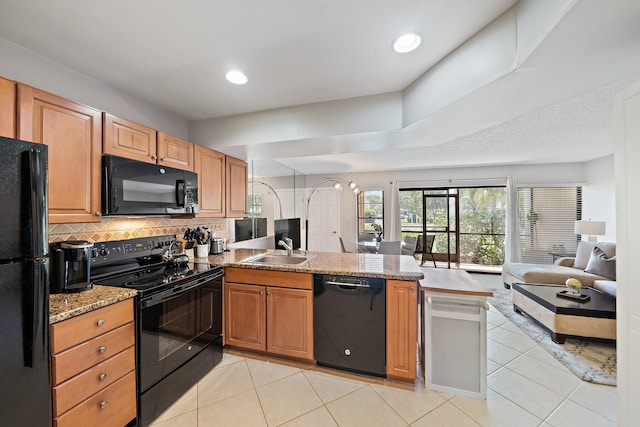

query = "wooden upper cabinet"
[[157, 132, 194, 171], [103, 113, 157, 164], [17, 84, 102, 223], [195, 146, 225, 217], [0, 76, 16, 138], [225, 155, 248, 217]]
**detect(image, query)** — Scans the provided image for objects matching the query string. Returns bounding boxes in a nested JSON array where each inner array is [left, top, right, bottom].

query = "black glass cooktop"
[[94, 262, 215, 293]]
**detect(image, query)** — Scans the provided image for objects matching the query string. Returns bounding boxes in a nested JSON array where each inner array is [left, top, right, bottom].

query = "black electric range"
[[91, 234, 222, 294], [90, 235, 224, 426]]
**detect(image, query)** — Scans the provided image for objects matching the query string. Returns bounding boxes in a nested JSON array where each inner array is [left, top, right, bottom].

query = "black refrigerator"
[[0, 136, 51, 426]]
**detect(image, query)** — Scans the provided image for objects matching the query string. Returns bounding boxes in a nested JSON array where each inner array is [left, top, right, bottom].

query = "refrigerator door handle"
[[25, 149, 48, 256], [24, 260, 48, 368]]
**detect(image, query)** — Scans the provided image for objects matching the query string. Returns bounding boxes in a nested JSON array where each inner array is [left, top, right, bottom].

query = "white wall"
[[0, 37, 188, 138], [306, 161, 587, 247], [614, 77, 640, 427], [582, 155, 616, 242]]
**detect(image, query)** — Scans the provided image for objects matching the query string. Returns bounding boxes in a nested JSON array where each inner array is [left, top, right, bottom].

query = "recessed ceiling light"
[[393, 33, 421, 53], [225, 70, 248, 85]]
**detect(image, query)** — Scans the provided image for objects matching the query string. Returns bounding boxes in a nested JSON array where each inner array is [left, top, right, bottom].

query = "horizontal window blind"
[[517, 187, 582, 264]]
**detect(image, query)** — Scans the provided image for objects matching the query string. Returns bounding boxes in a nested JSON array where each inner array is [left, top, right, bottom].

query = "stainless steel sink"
[[244, 254, 314, 265]]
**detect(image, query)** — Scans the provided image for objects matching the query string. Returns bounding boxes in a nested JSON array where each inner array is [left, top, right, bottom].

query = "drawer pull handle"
[[97, 319, 105, 326], [99, 401, 108, 410], [98, 346, 107, 354], [99, 373, 107, 381]]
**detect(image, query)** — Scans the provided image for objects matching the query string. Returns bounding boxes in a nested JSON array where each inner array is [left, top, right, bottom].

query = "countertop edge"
[[49, 285, 137, 324]]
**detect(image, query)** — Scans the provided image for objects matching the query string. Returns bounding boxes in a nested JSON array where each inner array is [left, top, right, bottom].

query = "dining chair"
[[401, 235, 418, 256], [338, 237, 351, 253], [377, 241, 402, 255], [422, 234, 436, 267], [358, 232, 375, 242]]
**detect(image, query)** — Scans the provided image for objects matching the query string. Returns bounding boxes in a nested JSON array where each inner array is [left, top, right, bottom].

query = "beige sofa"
[[502, 241, 617, 298]]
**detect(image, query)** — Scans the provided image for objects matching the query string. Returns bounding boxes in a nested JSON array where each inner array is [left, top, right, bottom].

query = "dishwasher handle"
[[325, 280, 371, 288]]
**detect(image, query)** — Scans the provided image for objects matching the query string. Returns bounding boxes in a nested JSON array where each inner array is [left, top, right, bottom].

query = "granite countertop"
[[49, 285, 137, 324], [49, 249, 422, 324], [205, 248, 424, 281]]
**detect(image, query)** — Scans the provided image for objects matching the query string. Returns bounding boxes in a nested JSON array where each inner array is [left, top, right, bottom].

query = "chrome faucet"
[[278, 238, 294, 256]]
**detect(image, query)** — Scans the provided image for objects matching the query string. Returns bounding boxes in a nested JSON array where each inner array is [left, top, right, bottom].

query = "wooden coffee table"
[[511, 283, 616, 344]]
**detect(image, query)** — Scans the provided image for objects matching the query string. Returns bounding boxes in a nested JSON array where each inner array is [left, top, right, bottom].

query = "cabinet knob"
[[259, 291, 264, 296], [95, 211, 102, 216], [410, 286, 416, 291], [160, 157, 166, 161], [151, 155, 158, 160], [99, 401, 108, 410], [97, 319, 105, 326], [98, 346, 107, 354], [99, 373, 107, 381], [266, 291, 271, 296]]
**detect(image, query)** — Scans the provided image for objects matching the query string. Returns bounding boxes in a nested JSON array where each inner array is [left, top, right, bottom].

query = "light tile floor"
[[150, 273, 617, 427]]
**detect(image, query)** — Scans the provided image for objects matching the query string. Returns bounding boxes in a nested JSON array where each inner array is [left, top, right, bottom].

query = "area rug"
[[489, 288, 617, 386]]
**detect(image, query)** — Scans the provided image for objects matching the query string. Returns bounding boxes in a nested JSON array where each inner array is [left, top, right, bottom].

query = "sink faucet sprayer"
[[278, 238, 293, 256]]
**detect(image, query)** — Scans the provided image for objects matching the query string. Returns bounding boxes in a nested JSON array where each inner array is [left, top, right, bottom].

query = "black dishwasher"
[[313, 274, 386, 377]]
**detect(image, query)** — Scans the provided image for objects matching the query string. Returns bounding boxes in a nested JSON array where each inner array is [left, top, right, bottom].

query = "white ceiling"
[[1, 0, 639, 175]]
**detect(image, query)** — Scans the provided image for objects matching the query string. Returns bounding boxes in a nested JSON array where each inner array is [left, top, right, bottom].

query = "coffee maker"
[[50, 240, 94, 294]]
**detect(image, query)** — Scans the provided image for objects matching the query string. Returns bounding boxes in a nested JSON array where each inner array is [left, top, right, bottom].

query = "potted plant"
[[371, 223, 383, 242]]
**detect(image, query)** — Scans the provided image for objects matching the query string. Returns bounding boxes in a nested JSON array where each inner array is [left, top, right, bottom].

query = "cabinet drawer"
[[52, 322, 134, 385], [53, 346, 135, 417], [225, 268, 312, 290], [54, 371, 136, 427], [51, 299, 133, 353]]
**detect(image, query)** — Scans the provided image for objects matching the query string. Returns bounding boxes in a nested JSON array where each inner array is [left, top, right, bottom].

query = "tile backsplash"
[[49, 217, 228, 243]]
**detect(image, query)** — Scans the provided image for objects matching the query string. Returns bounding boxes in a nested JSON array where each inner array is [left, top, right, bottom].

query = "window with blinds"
[[517, 187, 582, 264]]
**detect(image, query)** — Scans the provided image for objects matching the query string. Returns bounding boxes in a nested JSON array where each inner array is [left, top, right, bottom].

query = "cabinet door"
[[157, 132, 194, 171], [266, 287, 314, 360], [224, 283, 266, 351], [195, 146, 225, 217], [225, 156, 248, 217], [0, 76, 16, 138], [103, 113, 157, 164], [17, 84, 102, 223], [386, 280, 418, 380]]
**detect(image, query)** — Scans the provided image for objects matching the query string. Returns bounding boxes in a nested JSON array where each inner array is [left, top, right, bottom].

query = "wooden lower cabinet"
[[386, 280, 418, 380], [50, 299, 136, 427], [224, 268, 313, 361]]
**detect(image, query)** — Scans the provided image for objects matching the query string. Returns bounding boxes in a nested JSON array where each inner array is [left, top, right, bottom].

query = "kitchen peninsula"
[[215, 248, 424, 381]]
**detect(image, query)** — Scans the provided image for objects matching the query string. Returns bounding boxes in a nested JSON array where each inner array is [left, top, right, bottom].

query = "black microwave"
[[102, 155, 199, 216]]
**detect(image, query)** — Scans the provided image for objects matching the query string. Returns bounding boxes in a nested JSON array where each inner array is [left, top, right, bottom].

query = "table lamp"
[[574, 220, 606, 242]]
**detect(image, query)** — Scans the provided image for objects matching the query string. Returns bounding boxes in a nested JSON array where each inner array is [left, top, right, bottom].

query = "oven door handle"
[[140, 270, 224, 308]]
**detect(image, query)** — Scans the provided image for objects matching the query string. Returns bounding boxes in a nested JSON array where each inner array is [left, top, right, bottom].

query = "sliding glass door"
[[423, 191, 457, 266], [400, 186, 506, 270]]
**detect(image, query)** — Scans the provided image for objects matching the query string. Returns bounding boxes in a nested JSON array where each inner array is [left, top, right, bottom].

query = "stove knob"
[[98, 248, 111, 257]]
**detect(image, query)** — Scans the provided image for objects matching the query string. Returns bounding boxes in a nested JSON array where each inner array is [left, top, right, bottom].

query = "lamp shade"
[[574, 220, 606, 236]]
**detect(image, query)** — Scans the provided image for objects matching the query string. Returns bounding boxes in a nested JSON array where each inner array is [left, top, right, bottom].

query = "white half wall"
[[582, 155, 616, 242], [0, 37, 188, 138]]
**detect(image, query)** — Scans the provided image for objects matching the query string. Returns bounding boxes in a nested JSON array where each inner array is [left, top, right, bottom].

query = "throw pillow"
[[573, 241, 596, 270], [584, 246, 616, 280]]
